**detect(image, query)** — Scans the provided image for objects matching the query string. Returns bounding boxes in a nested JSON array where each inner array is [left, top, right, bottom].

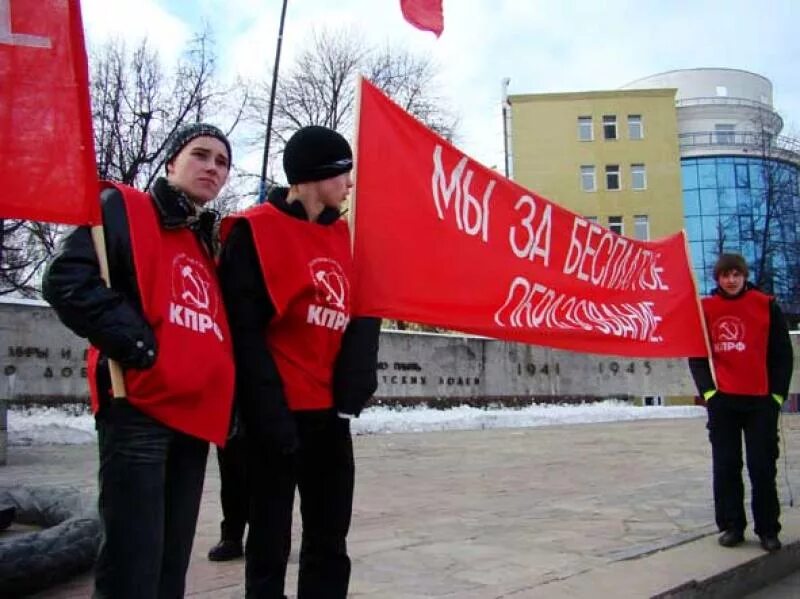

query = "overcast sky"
[[79, 0, 800, 174]]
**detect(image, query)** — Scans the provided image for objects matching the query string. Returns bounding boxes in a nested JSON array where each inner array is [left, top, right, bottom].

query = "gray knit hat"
[[164, 123, 232, 170]]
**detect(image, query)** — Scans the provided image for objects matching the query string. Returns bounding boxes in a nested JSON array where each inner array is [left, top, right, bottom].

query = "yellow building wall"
[[509, 89, 684, 239]]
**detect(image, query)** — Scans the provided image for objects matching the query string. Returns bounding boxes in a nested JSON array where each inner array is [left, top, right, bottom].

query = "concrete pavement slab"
[[2, 416, 799, 597]]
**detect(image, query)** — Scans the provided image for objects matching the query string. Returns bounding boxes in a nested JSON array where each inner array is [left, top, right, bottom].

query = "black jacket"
[[42, 178, 218, 395], [217, 187, 380, 453], [689, 283, 794, 399]]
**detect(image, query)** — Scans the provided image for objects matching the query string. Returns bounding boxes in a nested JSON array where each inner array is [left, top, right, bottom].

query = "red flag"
[[0, 0, 99, 225], [400, 0, 443, 37], [353, 79, 708, 358]]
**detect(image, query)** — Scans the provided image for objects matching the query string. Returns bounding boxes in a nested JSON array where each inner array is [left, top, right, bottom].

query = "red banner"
[[0, 0, 99, 225], [353, 79, 708, 358], [400, 0, 443, 37]]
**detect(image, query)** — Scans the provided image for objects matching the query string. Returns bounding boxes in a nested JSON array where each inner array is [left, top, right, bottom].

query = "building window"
[[605, 165, 620, 190], [634, 215, 649, 240], [603, 115, 617, 140], [628, 115, 643, 140], [631, 164, 647, 190], [580, 165, 596, 191], [715, 124, 735, 145], [608, 216, 623, 235], [578, 116, 593, 141]]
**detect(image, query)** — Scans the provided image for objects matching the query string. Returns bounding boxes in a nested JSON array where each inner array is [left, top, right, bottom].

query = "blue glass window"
[[700, 189, 718, 214], [683, 190, 700, 215], [716, 162, 735, 188], [681, 163, 698, 190], [703, 241, 720, 262], [734, 164, 749, 188], [741, 241, 755, 262], [703, 215, 720, 240], [685, 216, 702, 242], [718, 188, 737, 214], [688, 241, 703, 264], [698, 162, 717, 188], [739, 215, 753, 240], [749, 163, 765, 188], [736, 188, 752, 211]]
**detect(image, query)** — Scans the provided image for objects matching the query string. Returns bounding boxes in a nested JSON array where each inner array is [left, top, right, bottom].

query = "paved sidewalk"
[[2, 416, 800, 598]]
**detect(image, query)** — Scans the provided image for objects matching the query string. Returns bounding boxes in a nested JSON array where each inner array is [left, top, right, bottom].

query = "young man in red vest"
[[689, 253, 794, 552], [43, 123, 236, 598], [218, 125, 380, 599]]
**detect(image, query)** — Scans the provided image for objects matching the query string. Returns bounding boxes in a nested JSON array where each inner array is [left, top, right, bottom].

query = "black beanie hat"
[[164, 123, 232, 171], [283, 126, 353, 184]]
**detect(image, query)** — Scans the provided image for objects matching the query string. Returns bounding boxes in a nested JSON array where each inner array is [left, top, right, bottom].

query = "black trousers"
[[706, 394, 781, 537], [94, 399, 209, 599], [245, 411, 354, 599], [216, 435, 248, 542]]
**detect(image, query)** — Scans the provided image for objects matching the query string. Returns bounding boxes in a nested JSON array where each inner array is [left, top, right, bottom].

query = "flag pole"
[[348, 75, 363, 251], [90, 225, 127, 398], [258, 0, 289, 204]]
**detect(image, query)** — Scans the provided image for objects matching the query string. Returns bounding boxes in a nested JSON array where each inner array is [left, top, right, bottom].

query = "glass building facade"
[[682, 155, 800, 314]]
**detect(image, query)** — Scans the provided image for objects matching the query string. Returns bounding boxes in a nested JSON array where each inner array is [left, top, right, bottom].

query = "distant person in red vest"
[[218, 125, 380, 599], [42, 123, 236, 598], [689, 253, 793, 553]]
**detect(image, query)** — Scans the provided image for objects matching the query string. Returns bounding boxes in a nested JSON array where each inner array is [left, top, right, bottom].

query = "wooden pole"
[[90, 224, 126, 398]]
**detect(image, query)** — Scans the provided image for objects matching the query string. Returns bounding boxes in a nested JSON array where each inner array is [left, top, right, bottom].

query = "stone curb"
[[653, 537, 800, 598]]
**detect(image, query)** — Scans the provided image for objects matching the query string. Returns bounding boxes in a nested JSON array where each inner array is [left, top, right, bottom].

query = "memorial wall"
[[4, 299, 799, 404]]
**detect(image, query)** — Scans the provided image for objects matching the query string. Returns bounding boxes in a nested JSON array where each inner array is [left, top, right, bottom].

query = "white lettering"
[[431, 144, 493, 243], [563, 217, 588, 276], [306, 304, 349, 331], [169, 303, 184, 326], [307, 304, 323, 326], [0, 1, 51, 48], [494, 277, 665, 343], [168, 302, 225, 341]]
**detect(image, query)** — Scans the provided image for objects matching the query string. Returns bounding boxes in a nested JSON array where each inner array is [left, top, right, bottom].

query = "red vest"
[[88, 183, 235, 446], [230, 203, 352, 411], [702, 289, 771, 396]]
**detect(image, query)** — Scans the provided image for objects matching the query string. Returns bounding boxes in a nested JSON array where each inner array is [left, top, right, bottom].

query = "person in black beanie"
[[43, 122, 236, 598], [218, 125, 380, 599]]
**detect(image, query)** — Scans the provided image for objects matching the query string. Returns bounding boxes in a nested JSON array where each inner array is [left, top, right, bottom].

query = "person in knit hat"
[[218, 125, 380, 598], [689, 253, 793, 553], [43, 122, 235, 598]]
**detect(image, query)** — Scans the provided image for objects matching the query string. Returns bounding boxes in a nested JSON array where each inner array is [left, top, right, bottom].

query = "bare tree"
[[744, 114, 800, 319], [249, 27, 458, 180], [1, 27, 248, 298], [0, 219, 61, 297], [91, 27, 245, 190]]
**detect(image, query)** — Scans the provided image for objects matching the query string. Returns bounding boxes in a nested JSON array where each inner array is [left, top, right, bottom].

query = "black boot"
[[718, 530, 744, 547], [759, 535, 782, 552], [208, 538, 243, 561]]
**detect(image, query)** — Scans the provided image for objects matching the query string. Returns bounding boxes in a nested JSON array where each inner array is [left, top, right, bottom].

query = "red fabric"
[[400, 0, 443, 37], [703, 290, 771, 395], [353, 79, 708, 358], [89, 183, 235, 446], [0, 0, 99, 225], [231, 204, 352, 411]]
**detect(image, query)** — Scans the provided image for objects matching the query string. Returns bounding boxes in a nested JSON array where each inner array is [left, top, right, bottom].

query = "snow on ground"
[[6, 401, 705, 446]]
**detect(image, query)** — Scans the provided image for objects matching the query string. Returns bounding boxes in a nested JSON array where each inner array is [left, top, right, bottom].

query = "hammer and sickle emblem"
[[180, 264, 210, 310], [717, 322, 739, 341], [315, 270, 346, 309]]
